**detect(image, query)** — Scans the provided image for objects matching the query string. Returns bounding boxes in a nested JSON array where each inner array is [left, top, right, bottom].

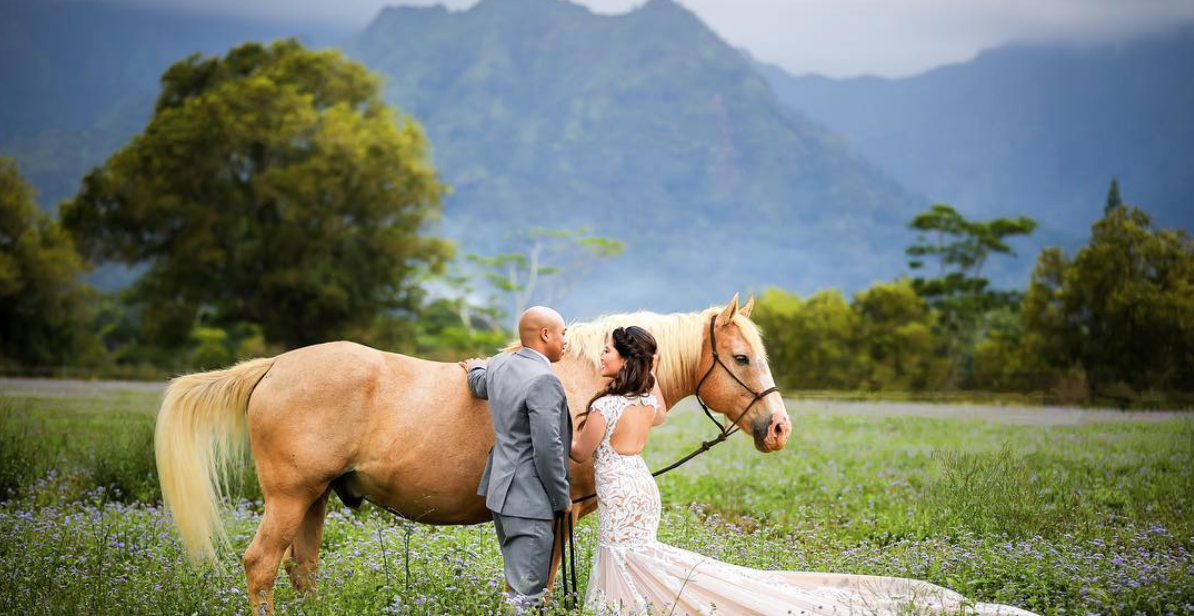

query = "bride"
[[569, 325, 1039, 616]]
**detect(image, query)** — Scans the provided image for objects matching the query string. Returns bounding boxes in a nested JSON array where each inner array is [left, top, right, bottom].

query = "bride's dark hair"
[[579, 326, 657, 430]]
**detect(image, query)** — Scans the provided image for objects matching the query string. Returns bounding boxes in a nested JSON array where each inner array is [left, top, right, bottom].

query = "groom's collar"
[[516, 346, 552, 367]]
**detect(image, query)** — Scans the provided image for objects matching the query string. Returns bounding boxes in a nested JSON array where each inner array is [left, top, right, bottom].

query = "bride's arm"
[[650, 381, 668, 426], [650, 353, 668, 426], [570, 409, 607, 463]]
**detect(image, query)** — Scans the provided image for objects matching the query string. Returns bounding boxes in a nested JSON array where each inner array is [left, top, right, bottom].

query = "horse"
[[154, 294, 792, 611]]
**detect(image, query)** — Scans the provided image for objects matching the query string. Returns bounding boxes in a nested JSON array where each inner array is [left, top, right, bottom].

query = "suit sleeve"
[[467, 366, 489, 400], [526, 373, 571, 512]]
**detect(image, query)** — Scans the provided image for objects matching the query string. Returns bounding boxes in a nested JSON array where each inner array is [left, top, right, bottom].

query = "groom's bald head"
[[519, 306, 567, 362]]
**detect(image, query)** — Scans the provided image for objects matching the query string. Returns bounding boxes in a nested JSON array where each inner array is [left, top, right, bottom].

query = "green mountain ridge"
[[12, 0, 1147, 317], [343, 0, 921, 314], [753, 30, 1194, 237]]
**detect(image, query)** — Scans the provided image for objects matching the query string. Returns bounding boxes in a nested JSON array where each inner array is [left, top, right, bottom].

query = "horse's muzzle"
[[752, 411, 791, 452]]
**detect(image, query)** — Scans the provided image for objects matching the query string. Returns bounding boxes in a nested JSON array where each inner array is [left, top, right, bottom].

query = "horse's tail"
[[155, 356, 275, 561]]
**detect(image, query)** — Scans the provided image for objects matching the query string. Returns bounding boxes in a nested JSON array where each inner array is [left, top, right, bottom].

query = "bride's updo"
[[580, 326, 658, 429]]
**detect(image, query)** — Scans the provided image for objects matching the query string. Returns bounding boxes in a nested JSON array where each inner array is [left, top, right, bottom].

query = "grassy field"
[[0, 382, 1191, 615]]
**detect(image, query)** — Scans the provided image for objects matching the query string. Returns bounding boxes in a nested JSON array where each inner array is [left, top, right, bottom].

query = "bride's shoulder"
[[591, 393, 630, 412], [590, 394, 616, 409]]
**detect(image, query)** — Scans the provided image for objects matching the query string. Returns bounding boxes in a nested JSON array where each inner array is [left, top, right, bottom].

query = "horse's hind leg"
[[244, 488, 323, 613], [284, 489, 331, 596]]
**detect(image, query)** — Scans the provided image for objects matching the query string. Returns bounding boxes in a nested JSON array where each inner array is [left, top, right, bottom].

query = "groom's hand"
[[459, 357, 488, 372]]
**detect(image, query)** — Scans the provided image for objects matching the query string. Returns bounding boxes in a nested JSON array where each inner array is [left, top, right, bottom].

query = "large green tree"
[[62, 40, 450, 349], [1022, 204, 1194, 396], [906, 203, 1037, 311], [905, 203, 1037, 385], [0, 155, 95, 366]]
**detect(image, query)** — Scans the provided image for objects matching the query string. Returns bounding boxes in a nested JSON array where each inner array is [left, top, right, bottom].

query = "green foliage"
[[1104, 178, 1124, 215], [853, 279, 946, 391], [1021, 204, 1194, 397], [409, 298, 509, 361], [904, 203, 1037, 387], [926, 444, 1085, 537], [60, 40, 452, 350], [753, 287, 862, 389], [189, 326, 231, 370], [754, 281, 944, 392], [754, 194, 1191, 405], [465, 228, 624, 329], [0, 154, 97, 367], [906, 203, 1037, 302]]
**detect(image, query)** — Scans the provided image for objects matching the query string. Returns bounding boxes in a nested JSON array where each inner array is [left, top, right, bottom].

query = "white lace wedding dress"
[[583, 393, 1040, 616]]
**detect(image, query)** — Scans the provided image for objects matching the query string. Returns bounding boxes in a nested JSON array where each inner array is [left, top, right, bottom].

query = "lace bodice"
[[591, 394, 662, 550]]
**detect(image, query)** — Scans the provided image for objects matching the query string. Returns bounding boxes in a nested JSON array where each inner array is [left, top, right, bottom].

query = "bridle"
[[573, 314, 783, 501], [561, 314, 785, 611], [692, 313, 782, 441]]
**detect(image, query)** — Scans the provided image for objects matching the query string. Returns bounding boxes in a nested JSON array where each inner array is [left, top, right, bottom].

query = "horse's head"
[[696, 294, 791, 453]]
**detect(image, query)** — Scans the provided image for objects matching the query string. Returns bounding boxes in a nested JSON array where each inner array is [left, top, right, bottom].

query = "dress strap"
[[625, 393, 660, 415], [592, 395, 626, 435]]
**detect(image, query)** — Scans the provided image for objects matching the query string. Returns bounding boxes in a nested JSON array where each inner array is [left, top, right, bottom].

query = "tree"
[[906, 203, 1038, 309], [1022, 204, 1194, 397], [61, 40, 451, 349], [905, 203, 1037, 386], [852, 279, 945, 391], [466, 228, 623, 329], [0, 155, 95, 366], [753, 287, 862, 389], [1104, 178, 1124, 215]]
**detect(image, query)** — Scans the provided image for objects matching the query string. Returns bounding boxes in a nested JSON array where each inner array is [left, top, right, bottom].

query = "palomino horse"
[[155, 294, 791, 611]]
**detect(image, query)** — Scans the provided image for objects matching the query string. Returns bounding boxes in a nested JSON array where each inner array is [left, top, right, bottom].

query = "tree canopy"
[[906, 203, 1037, 310], [0, 154, 94, 366], [1022, 204, 1194, 395], [61, 40, 450, 349]]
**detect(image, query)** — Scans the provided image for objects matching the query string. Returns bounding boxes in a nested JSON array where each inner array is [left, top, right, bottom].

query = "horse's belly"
[[345, 459, 493, 525]]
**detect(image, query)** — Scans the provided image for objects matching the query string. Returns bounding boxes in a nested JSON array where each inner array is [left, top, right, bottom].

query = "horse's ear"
[[740, 295, 755, 318], [716, 293, 740, 327]]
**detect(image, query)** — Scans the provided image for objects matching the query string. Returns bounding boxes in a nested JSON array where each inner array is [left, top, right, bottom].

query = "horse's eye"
[[734, 355, 749, 366]]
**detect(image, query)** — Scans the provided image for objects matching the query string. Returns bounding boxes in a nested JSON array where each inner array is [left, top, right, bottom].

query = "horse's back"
[[246, 340, 495, 522]]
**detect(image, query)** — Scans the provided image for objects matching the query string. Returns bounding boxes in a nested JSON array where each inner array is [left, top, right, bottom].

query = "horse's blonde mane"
[[505, 306, 766, 389]]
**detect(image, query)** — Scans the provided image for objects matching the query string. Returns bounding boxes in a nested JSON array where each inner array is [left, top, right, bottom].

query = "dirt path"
[[781, 398, 1187, 425]]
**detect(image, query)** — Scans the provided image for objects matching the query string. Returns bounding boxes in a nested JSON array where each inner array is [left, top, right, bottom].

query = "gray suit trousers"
[[492, 512, 554, 604]]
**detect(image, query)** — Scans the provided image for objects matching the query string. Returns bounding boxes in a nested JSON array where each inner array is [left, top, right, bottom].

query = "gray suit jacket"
[[468, 348, 573, 520]]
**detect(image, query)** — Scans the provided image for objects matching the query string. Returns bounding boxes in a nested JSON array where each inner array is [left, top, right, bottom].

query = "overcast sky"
[[112, 0, 1194, 77]]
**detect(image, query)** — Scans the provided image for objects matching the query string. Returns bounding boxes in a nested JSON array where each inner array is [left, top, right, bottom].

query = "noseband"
[[693, 314, 782, 439]]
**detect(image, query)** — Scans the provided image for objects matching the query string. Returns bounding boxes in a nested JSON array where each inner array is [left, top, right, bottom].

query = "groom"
[[461, 306, 573, 609]]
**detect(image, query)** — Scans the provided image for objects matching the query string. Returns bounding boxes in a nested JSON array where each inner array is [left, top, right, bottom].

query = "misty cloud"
[[95, 0, 1194, 76]]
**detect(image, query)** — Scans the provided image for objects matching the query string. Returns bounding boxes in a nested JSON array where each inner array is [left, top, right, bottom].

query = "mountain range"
[[754, 30, 1194, 235], [1, 0, 1190, 317]]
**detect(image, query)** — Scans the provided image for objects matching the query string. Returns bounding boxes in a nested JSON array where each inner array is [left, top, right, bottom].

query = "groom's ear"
[[716, 293, 740, 327]]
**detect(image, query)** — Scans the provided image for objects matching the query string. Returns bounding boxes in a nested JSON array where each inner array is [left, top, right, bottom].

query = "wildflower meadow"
[[1, 382, 1191, 615]]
